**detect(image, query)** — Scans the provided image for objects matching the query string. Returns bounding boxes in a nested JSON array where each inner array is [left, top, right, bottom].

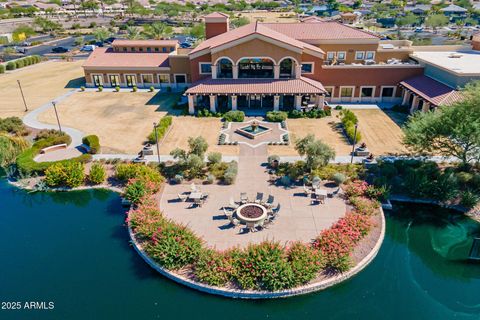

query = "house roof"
[[400, 75, 463, 107], [185, 77, 326, 95], [112, 39, 178, 47], [440, 4, 468, 12], [190, 21, 325, 57], [262, 21, 379, 41], [204, 12, 229, 19], [82, 47, 170, 68]]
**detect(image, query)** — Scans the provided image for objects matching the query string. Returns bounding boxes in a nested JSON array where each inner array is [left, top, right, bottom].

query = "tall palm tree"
[[143, 22, 173, 40], [126, 26, 142, 39]]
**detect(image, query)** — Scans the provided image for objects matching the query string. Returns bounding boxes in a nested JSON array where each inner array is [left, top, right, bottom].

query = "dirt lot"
[[38, 91, 180, 154], [159, 117, 239, 156], [0, 60, 84, 118], [268, 109, 407, 156], [234, 11, 298, 23]]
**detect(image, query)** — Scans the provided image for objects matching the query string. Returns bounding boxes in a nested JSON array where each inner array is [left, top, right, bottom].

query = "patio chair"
[[271, 203, 281, 216], [228, 215, 240, 228], [229, 197, 239, 209], [264, 195, 274, 208], [255, 192, 264, 204], [245, 222, 257, 233], [240, 192, 248, 204], [194, 198, 203, 207], [303, 185, 311, 196], [223, 207, 234, 219], [259, 218, 270, 230], [177, 193, 188, 202], [201, 193, 209, 203], [190, 182, 198, 192]]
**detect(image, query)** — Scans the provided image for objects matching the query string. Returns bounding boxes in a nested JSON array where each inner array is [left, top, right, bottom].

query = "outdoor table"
[[189, 192, 203, 200], [314, 189, 328, 203]]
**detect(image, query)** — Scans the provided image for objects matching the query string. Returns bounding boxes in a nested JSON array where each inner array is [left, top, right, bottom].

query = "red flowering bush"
[[344, 180, 369, 198], [194, 249, 233, 286], [287, 242, 323, 284], [127, 200, 164, 239], [349, 196, 380, 216]]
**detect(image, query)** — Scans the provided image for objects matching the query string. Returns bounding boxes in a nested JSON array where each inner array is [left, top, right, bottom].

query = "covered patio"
[[184, 77, 327, 114], [399, 75, 463, 113]]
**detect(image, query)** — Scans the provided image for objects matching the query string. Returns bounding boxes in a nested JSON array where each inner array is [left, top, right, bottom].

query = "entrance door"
[[262, 95, 274, 109], [109, 75, 120, 87], [360, 87, 374, 102], [92, 75, 103, 87], [340, 87, 354, 103], [381, 87, 395, 102], [249, 95, 261, 109], [282, 95, 294, 110], [125, 75, 137, 87]]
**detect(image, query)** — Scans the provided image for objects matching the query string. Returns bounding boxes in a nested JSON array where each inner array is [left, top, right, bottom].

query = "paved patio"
[[160, 144, 347, 250]]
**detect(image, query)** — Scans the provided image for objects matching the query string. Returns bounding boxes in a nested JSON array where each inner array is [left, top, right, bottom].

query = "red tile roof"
[[400, 75, 463, 107], [262, 21, 379, 41], [204, 12, 229, 19], [190, 21, 325, 56], [82, 48, 170, 68], [112, 39, 178, 47], [185, 77, 326, 95]]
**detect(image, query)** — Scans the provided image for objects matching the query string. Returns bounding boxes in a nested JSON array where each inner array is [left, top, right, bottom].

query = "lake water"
[[1, 179, 480, 319]]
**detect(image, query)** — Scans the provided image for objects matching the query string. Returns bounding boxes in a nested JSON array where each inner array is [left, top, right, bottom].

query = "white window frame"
[[107, 74, 120, 87], [337, 51, 346, 61], [174, 73, 187, 84], [360, 86, 376, 100], [124, 74, 137, 87], [140, 74, 154, 86], [365, 51, 375, 60], [158, 74, 170, 84], [199, 62, 212, 75], [324, 86, 335, 101], [301, 62, 314, 74], [339, 86, 355, 98], [91, 73, 103, 86], [380, 86, 396, 98], [355, 51, 365, 60], [326, 52, 335, 60]]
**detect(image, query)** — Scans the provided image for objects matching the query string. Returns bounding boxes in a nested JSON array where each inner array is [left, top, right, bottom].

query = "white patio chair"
[[229, 197, 238, 209], [223, 207, 234, 219], [240, 192, 248, 204], [228, 215, 240, 228], [264, 195, 274, 208], [177, 193, 188, 202], [255, 192, 264, 204]]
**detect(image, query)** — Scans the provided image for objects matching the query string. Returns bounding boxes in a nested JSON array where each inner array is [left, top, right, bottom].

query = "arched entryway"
[[216, 58, 233, 78], [279, 58, 296, 79], [238, 58, 274, 78]]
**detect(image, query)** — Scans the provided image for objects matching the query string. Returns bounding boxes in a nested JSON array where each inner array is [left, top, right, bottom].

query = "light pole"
[[153, 122, 161, 163], [350, 123, 358, 164], [52, 101, 62, 133], [17, 80, 28, 112]]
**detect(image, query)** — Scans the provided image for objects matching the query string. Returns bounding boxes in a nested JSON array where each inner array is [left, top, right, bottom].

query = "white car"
[[81, 45, 96, 52]]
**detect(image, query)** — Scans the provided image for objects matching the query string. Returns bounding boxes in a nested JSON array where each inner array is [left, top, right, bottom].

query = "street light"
[[52, 101, 62, 133], [350, 123, 358, 164], [17, 80, 28, 112], [153, 122, 161, 164]]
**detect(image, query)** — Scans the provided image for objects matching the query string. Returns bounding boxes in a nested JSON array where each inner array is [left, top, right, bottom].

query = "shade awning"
[[399, 75, 463, 107]]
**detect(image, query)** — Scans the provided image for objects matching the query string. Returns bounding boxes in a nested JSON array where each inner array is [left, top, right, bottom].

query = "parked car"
[[15, 46, 27, 54], [81, 45, 96, 52], [179, 42, 191, 48], [51, 46, 69, 53], [414, 27, 423, 33]]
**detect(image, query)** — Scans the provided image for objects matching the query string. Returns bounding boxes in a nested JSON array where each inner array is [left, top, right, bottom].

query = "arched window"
[[238, 58, 274, 79], [279, 58, 294, 78], [217, 58, 233, 78]]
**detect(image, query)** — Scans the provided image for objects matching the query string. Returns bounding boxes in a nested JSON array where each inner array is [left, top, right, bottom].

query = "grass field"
[[0, 60, 84, 118]]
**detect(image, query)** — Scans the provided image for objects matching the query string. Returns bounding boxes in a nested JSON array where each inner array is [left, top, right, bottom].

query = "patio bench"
[[40, 143, 67, 154]]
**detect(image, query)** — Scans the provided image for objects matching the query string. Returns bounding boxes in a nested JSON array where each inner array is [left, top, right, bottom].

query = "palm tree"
[[93, 27, 112, 43], [126, 26, 142, 40], [142, 22, 173, 40]]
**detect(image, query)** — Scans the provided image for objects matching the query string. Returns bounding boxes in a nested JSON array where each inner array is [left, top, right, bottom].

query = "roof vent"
[[448, 53, 463, 58]]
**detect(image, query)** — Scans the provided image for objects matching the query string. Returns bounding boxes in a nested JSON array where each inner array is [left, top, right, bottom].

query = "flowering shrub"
[[287, 242, 323, 284], [44, 161, 85, 188], [194, 249, 233, 286], [344, 180, 369, 198], [88, 162, 106, 184], [349, 196, 380, 216], [115, 163, 163, 184]]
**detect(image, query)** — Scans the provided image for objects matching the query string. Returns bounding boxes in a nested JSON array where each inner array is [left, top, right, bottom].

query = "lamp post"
[[17, 80, 28, 112], [350, 123, 358, 164], [52, 101, 62, 133], [153, 122, 161, 163]]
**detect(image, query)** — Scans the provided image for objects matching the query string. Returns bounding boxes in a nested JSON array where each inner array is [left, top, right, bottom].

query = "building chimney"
[[204, 12, 229, 39], [472, 33, 480, 51]]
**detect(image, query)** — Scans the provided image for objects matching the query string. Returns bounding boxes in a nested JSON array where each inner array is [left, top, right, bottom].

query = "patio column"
[[211, 65, 217, 79], [273, 95, 280, 111], [422, 101, 431, 112], [295, 95, 302, 110], [274, 65, 280, 79], [188, 95, 195, 114], [295, 64, 302, 79], [209, 95, 217, 113], [410, 95, 419, 114], [315, 94, 325, 108], [402, 90, 410, 106], [231, 95, 237, 111], [233, 65, 238, 79]]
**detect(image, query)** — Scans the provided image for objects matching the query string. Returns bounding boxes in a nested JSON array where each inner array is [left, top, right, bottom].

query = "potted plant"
[[365, 153, 375, 162], [115, 86, 120, 92], [80, 86, 85, 91], [132, 85, 137, 92], [149, 86, 155, 92], [357, 142, 367, 151], [98, 86, 103, 92]]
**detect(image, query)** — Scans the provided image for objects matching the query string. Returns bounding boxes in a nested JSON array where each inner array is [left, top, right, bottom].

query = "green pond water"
[[1, 179, 480, 319]]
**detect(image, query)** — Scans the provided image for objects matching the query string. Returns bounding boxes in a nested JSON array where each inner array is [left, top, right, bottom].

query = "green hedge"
[[148, 116, 173, 144], [4, 55, 42, 72], [266, 111, 288, 122], [82, 135, 100, 154], [0, 64, 4, 74], [16, 137, 91, 174], [44, 161, 85, 188], [340, 110, 361, 143], [6, 62, 16, 70], [223, 110, 245, 122]]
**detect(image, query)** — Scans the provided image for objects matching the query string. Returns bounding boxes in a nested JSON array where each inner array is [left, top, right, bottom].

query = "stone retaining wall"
[[128, 208, 386, 299]]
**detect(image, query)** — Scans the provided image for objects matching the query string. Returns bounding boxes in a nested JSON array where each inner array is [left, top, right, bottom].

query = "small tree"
[[403, 81, 480, 168], [188, 136, 208, 159], [425, 14, 449, 32], [295, 134, 336, 171], [207, 152, 222, 165]]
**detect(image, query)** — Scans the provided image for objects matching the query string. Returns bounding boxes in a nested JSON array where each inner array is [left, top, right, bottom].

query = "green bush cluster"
[[82, 135, 100, 154], [0, 64, 4, 74], [148, 116, 172, 144], [197, 108, 222, 118], [44, 161, 85, 188], [5, 55, 41, 71], [88, 162, 106, 184], [115, 163, 163, 183], [35, 129, 72, 145], [223, 110, 245, 122], [0, 117, 26, 135], [223, 161, 238, 185], [339, 109, 361, 143], [266, 111, 288, 122], [288, 109, 328, 119]]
